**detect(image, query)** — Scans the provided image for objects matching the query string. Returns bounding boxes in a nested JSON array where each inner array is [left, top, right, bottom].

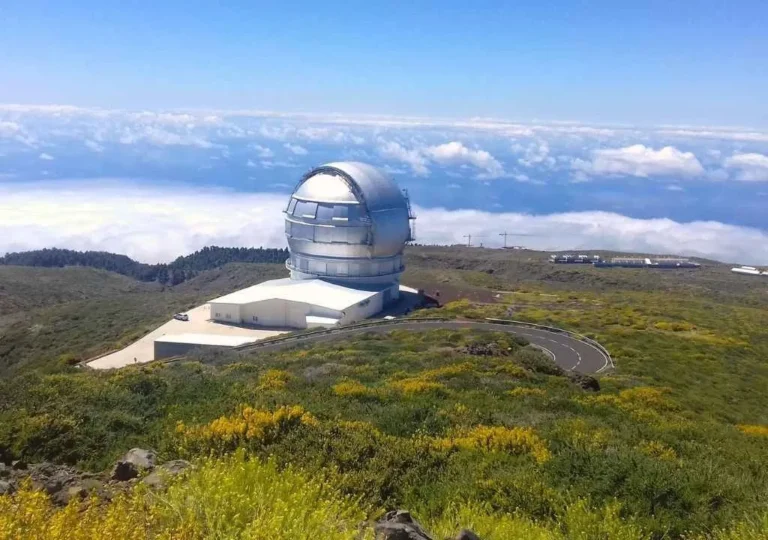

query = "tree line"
[[0, 246, 289, 285]]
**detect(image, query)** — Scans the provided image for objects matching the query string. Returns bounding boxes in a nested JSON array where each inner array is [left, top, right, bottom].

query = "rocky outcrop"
[[375, 510, 434, 540], [1, 448, 182, 505], [460, 342, 511, 357], [111, 448, 158, 481], [142, 459, 191, 489], [374, 510, 482, 540], [568, 372, 601, 392]]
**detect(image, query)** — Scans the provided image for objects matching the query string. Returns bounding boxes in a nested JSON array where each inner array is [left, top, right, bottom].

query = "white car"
[[173, 313, 189, 321]]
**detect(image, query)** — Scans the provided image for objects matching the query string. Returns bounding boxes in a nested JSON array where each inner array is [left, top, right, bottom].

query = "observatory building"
[[208, 162, 415, 329]]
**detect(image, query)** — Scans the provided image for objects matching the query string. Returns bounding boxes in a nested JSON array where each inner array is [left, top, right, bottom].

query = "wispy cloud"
[[283, 143, 308, 155], [0, 181, 765, 264]]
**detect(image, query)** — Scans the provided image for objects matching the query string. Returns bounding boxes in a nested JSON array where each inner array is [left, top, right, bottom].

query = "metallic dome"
[[284, 162, 413, 285]]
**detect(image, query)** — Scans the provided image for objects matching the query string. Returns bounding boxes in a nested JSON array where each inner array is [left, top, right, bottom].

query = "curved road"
[[237, 320, 610, 374]]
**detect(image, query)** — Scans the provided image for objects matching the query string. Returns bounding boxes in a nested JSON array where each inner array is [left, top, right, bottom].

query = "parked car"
[[173, 313, 189, 321]]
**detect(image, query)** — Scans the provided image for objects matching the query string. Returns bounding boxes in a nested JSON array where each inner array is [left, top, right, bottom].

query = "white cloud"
[[424, 142, 505, 178], [575, 145, 704, 178], [378, 140, 504, 178], [666, 185, 684, 192], [38, 153, 54, 161], [514, 141, 555, 168], [250, 144, 274, 158], [723, 153, 768, 182], [377, 141, 430, 176], [0, 181, 766, 265], [283, 143, 308, 155]]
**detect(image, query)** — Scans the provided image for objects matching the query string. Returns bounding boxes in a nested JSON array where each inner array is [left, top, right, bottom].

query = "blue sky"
[[1, 3, 768, 264], [2, 1, 767, 126]]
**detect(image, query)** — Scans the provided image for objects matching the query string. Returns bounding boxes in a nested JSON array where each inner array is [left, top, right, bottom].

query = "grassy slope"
[[0, 262, 287, 375], [0, 266, 157, 317], [1, 248, 767, 537]]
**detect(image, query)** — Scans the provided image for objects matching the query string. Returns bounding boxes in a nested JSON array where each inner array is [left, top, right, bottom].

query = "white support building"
[[209, 277, 398, 329]]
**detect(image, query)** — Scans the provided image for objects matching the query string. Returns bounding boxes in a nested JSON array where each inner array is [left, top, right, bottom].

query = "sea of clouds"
[[1, 105, 768, 264]]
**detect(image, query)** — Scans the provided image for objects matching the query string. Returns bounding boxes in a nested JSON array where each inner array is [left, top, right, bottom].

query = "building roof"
[[154, 333, 259, 346], [208, 278, 384, 311]]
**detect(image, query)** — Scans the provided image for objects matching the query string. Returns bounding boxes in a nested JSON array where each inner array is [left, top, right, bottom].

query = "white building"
[[208, 161, 414, 329]]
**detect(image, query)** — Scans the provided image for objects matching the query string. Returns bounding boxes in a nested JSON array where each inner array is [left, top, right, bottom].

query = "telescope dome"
[[284, 162, 413, 285]]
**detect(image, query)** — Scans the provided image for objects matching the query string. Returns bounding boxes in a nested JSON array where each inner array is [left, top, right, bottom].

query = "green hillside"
[[0, 247, 767, 538]]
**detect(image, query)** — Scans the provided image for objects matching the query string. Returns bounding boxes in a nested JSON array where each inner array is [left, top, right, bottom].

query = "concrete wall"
[[154, 341, 227, 360], [239, 298, 309, 328], [210, 302, 241, 324], [339, 291, 384, 325]]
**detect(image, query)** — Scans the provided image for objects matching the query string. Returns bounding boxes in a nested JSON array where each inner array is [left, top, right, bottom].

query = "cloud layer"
[[0, 181, 766, 265]]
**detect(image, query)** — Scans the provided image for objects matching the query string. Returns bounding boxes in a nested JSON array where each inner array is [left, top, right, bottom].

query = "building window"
[[316, 204, 334, 221], [225, 313, 231, 319], [253, 316, 258, 322], [287, 198, 298, 214], [332, 205, 349, 220], [294, 200, 317, 218], [215, 312, 221, 317]]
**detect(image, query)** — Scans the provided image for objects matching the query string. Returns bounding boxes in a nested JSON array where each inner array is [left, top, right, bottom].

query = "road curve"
[[238, 320, 609, 374]]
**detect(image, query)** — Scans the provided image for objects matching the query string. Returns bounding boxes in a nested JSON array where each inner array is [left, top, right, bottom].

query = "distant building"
[[208, 162, 415, 329]]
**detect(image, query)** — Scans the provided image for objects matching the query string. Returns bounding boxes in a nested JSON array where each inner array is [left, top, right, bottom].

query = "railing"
[[483, 317, 614, 372], [285, 260, 405, 279]]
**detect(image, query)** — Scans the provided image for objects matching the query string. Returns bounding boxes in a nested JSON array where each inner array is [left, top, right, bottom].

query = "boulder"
[[0, 462, 8, 478], [142, 460, 191, 489], [374, 510, 433, 540], [0, 480, 13, 495], [456, 530, 482, 540], [111, 448, 157, 481], [11, 460, 27, 470], [568, 372, 601, 392]]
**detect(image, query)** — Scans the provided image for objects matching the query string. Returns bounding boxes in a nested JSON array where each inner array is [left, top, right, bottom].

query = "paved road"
[[238, 320, 610, 374]]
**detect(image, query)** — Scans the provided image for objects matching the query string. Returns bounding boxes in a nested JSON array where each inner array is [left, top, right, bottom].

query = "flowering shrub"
[[0, 453, 371, 540], [388, 378, 447, 395], [332, 379, 377, 399], [435, 425, 552, 464], [553, 418, 611, 451], [175, 405, 318, 453], [417, 362, 475, 380], [637, 440, 678, 462], [257, 369, 293, 390], [737, 424, 768, 437]]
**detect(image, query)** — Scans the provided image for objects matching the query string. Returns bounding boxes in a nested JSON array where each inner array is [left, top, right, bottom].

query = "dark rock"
[[142, 459, 191, 489], [460, 343, 508, 357], [111, 448, 157, 481], [456, 530, 482, 540], [0, 463, 8, 478], [374, 510, 433, 540], [0, 480, 13, 495], [568, 372, 601, 392], [52, 485, 86, 506], [11, 460, 27, 470], [111, 461, 140, 481]]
